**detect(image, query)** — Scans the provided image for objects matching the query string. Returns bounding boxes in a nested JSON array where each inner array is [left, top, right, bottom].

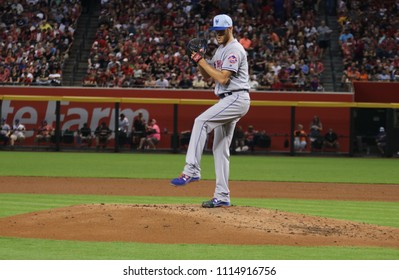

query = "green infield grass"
[[0, 152, 399, 184], [0, 152, 398, 260], [1, 237, 398, 260]]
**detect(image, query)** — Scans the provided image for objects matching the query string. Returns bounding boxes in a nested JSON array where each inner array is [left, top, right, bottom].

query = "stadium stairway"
[[61, 1, 100, 87], [320, 15, 345, 92]]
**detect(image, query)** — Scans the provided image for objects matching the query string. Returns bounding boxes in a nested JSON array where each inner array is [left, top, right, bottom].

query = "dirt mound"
[[1, 203, 398, 247]]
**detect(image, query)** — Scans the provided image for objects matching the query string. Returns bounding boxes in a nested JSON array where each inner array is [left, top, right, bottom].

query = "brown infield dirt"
[[0, 177, 399, 248]]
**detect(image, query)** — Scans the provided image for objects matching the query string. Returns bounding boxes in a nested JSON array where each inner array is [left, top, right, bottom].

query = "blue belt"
[[218, 89, 249, 99]]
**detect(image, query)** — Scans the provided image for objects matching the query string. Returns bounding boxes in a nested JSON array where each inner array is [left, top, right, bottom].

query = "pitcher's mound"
[[0, 204, 398, 248]]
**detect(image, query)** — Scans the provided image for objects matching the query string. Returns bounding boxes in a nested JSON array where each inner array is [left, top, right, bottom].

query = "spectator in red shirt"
[[239, 32, 253, 53], [0, 65, 10, 83], [244, 125, 258, 152], [120, 58, 133, 75], [34, 120, 54, 144]]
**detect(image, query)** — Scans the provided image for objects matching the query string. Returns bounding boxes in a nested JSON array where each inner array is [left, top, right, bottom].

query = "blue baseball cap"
[[209, 14, 233, 31]]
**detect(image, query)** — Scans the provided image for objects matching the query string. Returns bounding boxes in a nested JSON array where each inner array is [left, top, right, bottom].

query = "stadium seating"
[[0, 0, 81, 86], [2, 0, 399, 92]]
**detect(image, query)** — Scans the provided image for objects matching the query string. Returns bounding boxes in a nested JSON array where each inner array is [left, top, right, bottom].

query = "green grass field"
[[0, 152, 398, 260], [1, 152, 399, 183]]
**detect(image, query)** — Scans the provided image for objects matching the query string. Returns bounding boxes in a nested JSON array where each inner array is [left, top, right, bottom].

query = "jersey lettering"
[[215, 60, 223, 70]]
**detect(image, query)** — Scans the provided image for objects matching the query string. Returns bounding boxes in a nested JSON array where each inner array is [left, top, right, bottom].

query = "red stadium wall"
[[353, 81, 399, 102], [0, 87, 353, 152]]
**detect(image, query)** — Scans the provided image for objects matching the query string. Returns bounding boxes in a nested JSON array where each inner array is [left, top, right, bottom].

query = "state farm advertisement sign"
[[1, 99, 198, 148]]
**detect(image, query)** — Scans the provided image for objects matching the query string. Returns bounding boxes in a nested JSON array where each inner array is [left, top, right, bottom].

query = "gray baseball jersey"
[[210, 39, 250, 95], [182, 38, 250, 203]]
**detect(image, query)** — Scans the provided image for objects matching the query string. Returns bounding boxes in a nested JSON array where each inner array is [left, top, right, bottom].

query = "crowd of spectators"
[[3, 1, 399, 92], [0, 0, 80, 86], [337, 0, 399, 91], [81, 0, 327, 91]]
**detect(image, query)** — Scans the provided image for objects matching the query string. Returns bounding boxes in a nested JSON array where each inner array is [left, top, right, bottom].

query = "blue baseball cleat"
[[170, 174, 200, 186]]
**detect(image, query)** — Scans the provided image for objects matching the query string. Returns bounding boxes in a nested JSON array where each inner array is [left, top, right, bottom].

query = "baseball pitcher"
[[170, 14, 250, 208]]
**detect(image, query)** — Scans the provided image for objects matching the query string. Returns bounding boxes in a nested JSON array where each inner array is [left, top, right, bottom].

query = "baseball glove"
[[187, 38, 207, 63]]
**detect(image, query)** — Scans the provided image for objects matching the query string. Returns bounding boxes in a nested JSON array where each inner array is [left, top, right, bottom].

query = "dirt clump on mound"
[[0, 203, 398, 248]]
